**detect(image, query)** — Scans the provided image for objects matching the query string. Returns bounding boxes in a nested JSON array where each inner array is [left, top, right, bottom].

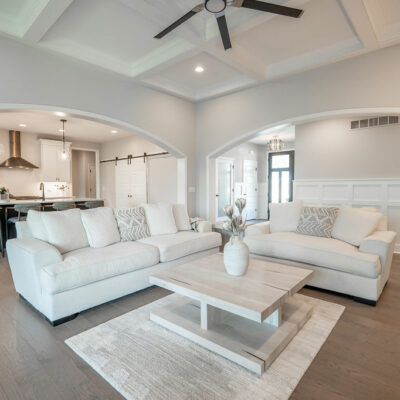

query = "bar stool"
[[6, 203, 41, 242], [52, 202, 76, 211], [84, 200, 104, 209]]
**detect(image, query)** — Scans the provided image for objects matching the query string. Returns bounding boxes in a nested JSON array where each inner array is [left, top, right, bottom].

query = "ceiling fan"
[[154, 0, 303, 51]]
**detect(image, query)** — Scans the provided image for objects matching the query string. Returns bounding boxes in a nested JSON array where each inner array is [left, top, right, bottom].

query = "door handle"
[[216, 194, 219, 197]]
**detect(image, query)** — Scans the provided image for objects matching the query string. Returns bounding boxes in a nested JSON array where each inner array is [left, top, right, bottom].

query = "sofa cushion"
[[332, 206, 383, 246], [173, 204, 191, 231], [296, 206, 339, 238], [269, 201, 303, 233], [138, 231, 221, 262], [41, 209, 89, 253], [81, 207, 120, 248], [114, 207, 150, 241], [244, 232, 381, 278], [27, 210, 48, 241], [40, 241, 159, 294], [143, 203, 177, 236]]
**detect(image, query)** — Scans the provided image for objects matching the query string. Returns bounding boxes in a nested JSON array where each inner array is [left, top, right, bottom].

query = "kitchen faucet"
[[39, 182, 45, 201]]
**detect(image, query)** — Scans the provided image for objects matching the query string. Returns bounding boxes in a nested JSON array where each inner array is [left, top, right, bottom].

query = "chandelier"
[[268, 136, 284, 151]]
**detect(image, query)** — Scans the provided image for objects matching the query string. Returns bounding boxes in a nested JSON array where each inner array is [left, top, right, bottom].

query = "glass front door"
[[216, 158, 234, 220], [268, 151, 294, 215]]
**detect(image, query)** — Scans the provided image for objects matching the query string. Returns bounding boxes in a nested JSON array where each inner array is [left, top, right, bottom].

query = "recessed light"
[[19, 123, 27, 127], [55, 111, 66, 117], [195, 66, 204, 73], [111, 130, 118, 134]]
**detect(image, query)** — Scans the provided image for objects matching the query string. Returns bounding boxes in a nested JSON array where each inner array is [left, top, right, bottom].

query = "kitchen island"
[[0, 198, 104, 255]]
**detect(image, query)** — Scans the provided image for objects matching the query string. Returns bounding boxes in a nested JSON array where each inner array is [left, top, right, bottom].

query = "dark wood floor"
[[0, 255, 399, 400]]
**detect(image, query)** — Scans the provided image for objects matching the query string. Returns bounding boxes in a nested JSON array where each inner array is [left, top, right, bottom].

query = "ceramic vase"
[[223, 235, 249, 276]]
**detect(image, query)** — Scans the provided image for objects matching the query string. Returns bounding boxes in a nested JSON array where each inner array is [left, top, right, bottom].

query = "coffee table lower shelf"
[[150, 294, 313, 375]]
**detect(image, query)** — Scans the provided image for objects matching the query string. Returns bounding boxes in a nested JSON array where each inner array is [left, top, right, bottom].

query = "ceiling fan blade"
[[154, 4, 204, 39], [216, 13, 232, 50], [241, 0, 303, 18]]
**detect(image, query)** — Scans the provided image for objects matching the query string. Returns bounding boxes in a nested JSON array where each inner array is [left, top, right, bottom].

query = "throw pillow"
[[81, 207, 121, 248], [269, 200, 303, 233], [296, 206, 339, 238], [173, 204, 191, 231], [114, 207, 150, 241], [41, 208, 89, 253], [332, 206, 383, 246], [27, 209, 48, 242], [142, 203, 177, 236]]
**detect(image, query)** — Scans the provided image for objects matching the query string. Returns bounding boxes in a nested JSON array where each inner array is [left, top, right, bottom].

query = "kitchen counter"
[[0, 197, 103, 205]]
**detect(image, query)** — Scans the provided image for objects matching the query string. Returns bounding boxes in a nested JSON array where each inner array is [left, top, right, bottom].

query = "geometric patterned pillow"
[[296, 206, 339, 238], [113, 207, 150, 241]]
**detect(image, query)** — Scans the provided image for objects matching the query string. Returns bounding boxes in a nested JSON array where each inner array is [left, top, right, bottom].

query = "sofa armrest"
[[6, 238, 62, 306], [197, 221, 212, 233], [246, 221, 270, 236], [359, 231, 397, 283]]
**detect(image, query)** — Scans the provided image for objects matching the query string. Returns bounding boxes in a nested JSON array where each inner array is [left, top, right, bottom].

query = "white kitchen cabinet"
[[40, 139, 72, 182]]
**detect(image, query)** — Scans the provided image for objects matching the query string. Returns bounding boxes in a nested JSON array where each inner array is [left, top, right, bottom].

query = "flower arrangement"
[[222, 198, 247, 238], [0, 186, 8, 194]]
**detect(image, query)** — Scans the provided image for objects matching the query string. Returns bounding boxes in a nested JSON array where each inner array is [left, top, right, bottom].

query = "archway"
[[205, 107, 400, 221], [0, 104, 188, 206]]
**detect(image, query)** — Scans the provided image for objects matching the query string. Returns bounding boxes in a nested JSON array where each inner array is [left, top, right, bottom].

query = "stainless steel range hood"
[[0, 131, 38, 169]]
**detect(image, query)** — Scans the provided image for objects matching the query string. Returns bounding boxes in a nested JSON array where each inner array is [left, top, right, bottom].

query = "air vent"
[[350, 116, 399, 130]]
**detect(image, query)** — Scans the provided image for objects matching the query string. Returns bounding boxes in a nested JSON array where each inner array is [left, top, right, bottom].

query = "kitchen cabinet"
[[40, 139, 72, 182]]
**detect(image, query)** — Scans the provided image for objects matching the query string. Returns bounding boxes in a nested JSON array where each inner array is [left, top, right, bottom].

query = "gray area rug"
[[66, 294, 344, 400]]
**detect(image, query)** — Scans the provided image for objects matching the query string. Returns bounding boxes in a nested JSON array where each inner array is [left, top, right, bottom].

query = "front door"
[[268, 151, 294, 216], [215, 158, 234, 221]]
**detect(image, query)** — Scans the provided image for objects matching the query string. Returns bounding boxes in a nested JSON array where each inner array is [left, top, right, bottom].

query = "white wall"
[[295, 118, 400, 179], [71, 150, 96, 198], [100, 135, 178, 207], [196, 44, 400, 219], [0, 35, 196, 212]]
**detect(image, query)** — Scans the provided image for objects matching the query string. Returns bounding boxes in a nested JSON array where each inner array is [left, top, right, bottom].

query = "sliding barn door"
[[115, 159, 147, 208]]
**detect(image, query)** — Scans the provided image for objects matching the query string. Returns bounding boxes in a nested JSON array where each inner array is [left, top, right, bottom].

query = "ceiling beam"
[[22, 0, 74, 43], [339, 0, 379, 49]]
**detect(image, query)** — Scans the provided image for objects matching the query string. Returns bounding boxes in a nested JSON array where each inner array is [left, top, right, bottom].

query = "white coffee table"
[[150, 253, 313, 375]]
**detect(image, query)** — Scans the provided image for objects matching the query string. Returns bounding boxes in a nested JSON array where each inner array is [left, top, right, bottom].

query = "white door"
[[88, 164, 96, 198], [243, 160, 258, 220], [115, 159, 147, 208], [215, 158, 234, 221]]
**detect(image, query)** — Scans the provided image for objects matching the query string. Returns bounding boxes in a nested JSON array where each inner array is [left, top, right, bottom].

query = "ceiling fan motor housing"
[[205, 0, 227, 13]]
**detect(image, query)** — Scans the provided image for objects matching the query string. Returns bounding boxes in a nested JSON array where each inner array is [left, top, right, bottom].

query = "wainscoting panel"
[[293, 179, 400, 252]]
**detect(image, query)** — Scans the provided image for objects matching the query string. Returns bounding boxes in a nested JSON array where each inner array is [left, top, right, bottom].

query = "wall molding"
[[293, 178, 400, 252]]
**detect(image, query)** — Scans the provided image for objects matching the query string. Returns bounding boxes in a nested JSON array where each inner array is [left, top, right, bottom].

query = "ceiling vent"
[[350, 116, 399, 130]]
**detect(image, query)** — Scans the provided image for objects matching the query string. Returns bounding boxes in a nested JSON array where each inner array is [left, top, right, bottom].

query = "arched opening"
[[0, 104, 188, 208], [206, 107, 400, 224]]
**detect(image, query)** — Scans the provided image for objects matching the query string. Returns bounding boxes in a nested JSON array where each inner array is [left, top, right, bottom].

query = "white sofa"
[[244, 203, 396, 305], [7, 205, 221, 325]]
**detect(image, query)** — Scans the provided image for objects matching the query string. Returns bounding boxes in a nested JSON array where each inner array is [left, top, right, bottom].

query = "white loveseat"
[[244, 202, 396, 305], [7, 205, 221, 325]]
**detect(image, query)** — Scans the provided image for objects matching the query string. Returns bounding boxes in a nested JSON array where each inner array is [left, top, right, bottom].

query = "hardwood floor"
[[0, 255, 399, 400]]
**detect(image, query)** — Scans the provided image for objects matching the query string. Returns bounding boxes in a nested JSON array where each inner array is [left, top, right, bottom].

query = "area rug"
[[66, 294, 344, 400]]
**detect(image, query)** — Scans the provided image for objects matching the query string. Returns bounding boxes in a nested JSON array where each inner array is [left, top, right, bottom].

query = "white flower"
[[223, 205, 234, 219], [235, 198, 246, 214]]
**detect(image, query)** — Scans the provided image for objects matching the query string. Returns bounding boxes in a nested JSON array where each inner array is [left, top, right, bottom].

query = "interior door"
[[115, 159, 147, 208], [243, 159, 258, 220], [215, 158, 234, 221], [268, 151, 294, 215], [88, 164, 96, 198]]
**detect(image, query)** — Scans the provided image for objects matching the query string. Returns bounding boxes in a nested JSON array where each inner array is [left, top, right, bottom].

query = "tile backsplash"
[[44, 182, 72, 198]]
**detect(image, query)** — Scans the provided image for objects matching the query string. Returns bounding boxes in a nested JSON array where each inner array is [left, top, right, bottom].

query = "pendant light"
[[60, 119, 68, 160], [268, 136, 284, 151]]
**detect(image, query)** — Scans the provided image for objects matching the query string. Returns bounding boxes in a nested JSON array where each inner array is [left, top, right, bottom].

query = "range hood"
[[0, 131, 38, 169]]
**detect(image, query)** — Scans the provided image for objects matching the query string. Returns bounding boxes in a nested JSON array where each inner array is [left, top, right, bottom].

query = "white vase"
[[223, 235, 249, 276]]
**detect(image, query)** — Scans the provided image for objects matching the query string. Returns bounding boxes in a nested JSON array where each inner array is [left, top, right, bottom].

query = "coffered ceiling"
[[1, 0, 400, 101]]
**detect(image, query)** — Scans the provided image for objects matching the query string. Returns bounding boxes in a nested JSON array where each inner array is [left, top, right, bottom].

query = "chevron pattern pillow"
[[296, 206, 339, 238], [114, 207, 150, 241]]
